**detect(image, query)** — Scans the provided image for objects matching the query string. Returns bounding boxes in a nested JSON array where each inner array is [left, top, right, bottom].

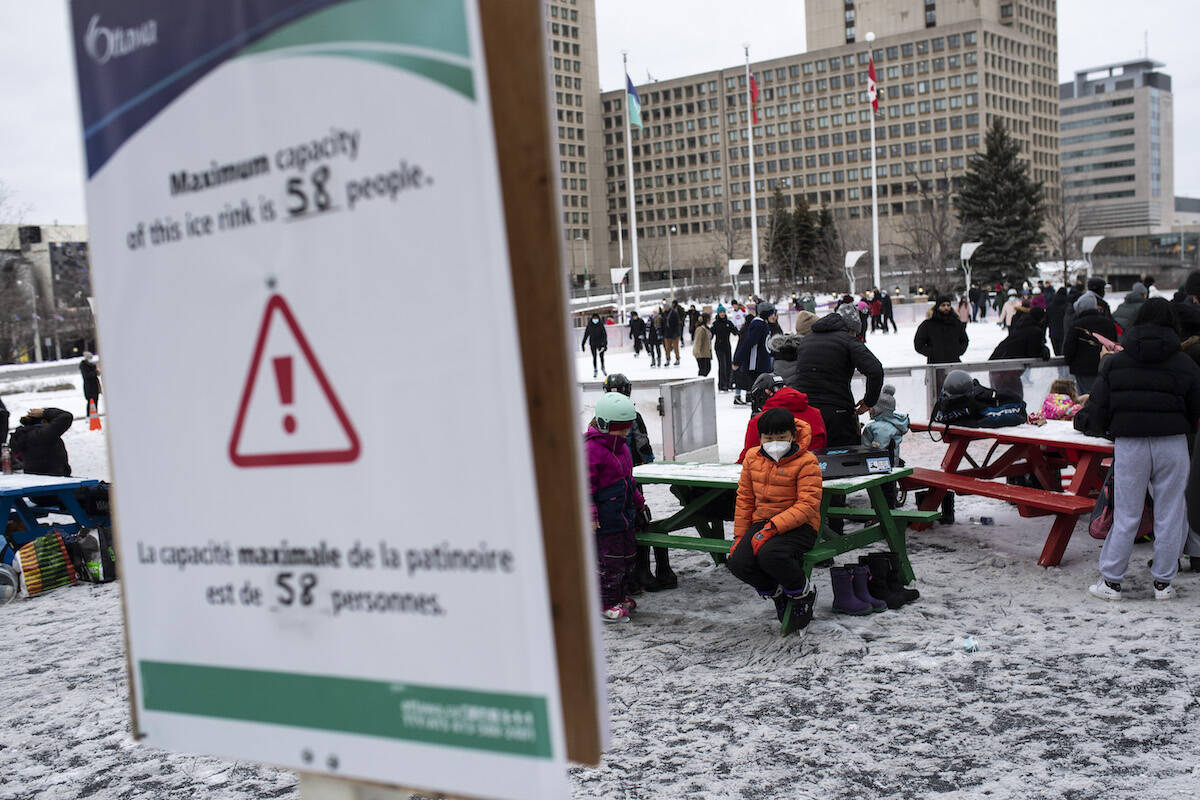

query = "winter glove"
[[750, 520, 779, 556], [635, 506, 652, 533]]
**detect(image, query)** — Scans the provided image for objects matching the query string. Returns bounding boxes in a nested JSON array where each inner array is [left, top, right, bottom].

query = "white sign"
[[72, 2, 567, 797]]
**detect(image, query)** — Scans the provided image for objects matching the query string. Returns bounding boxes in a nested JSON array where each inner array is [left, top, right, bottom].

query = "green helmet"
[[594, 392, 637, 432]]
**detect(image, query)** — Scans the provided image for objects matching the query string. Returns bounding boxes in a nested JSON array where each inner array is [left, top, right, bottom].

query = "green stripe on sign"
[[239, 0, 473, 99], [280, 47, 473, 99], [139, 661, 553, 759]]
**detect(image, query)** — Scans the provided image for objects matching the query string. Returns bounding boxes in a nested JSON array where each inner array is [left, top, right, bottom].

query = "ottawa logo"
[[85, 14, 158, 65]]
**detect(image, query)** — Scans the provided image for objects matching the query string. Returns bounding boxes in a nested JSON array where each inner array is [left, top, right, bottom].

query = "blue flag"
[[625, 74, 642, 129]]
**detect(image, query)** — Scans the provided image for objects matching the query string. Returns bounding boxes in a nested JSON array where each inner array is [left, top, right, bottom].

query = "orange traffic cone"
[[88, 399, 102, 431]]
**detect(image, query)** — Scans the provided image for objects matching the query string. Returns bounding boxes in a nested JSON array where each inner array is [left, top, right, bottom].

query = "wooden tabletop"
[[910, 420, 1114, 453]]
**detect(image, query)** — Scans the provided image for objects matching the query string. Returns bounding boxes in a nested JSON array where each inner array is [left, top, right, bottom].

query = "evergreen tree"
[[792, 198, 817, 285], [814, 206, 842, 290], [953, 119, 1045, 284], [765, 187, 794, 280]]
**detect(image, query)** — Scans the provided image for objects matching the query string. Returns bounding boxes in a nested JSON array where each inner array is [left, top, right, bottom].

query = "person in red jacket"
[[738, 374, 827, 463]]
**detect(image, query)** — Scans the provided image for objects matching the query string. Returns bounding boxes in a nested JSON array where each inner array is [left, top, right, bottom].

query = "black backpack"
[[930, 377, 1027, 438]]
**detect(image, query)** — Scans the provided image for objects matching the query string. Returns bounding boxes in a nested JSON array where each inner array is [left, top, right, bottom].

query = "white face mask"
[[761, 441, 792, 461]]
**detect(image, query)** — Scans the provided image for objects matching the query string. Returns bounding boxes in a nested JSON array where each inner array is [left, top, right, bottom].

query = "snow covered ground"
[[5, 336, 1200, 800]]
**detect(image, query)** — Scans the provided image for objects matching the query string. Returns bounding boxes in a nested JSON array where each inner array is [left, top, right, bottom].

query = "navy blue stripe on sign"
[[71, 0, 344, 178]]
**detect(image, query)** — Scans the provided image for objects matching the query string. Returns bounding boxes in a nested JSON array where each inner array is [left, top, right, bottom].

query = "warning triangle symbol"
[[229, 294, 361, 467]]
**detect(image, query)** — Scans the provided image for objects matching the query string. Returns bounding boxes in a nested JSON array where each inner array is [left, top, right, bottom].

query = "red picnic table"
[[902, 419, 1113, 567]]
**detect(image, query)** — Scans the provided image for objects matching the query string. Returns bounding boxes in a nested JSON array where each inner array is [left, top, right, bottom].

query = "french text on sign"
[[229, 294, 359, 467]]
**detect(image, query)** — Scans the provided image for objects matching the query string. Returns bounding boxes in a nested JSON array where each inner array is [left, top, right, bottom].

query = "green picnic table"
[[633, 463, 937, 634]]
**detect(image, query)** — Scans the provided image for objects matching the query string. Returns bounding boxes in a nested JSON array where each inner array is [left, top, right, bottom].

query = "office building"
[[598, 1, 1059, 289], [544, 0, 606, 288], [1059, 59, 1175, 235]]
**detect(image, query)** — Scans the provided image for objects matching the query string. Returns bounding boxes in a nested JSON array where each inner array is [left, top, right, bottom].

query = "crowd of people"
[[581, 268, 1200, 625]]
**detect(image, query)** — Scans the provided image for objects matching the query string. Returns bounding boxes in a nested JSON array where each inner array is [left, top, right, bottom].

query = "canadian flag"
[[868, 57, 879, 113], [749, 73, 759, 124]]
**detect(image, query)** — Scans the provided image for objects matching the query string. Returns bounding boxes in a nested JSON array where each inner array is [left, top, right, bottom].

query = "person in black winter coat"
[[10, 408, 72, 477], [988, 307, 1049, 401], [1086, 298, 1200, 601], [990, 307, 1049, 360], [628, 312, 646, 358], [710, 305, 739, 391], [646, 313, 664, 367], [663, 303, 684, 366], [880, 290, 897, 332], [79, 354, 101, 415], [732, 302, 776, 404], [786, 312, 884, 445], [914, 295, 969, 364], [0, 396, 8, 447], [1061, 277, 1111, 347], [1172, 269, 1200, 344], [1047, 287, 1069, 356], [686, 305, 700, 342], [1064, 293, 1119, 394], [580, 314, 608, 377]]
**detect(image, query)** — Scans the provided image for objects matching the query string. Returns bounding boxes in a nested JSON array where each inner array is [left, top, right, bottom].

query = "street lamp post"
[[666, 224, 676, 299], [575, 236, 590, 299]]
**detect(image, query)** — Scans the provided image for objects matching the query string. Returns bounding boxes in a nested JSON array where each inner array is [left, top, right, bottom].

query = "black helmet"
[[603, 373, 632, 396], [748, 373, 785, 412]]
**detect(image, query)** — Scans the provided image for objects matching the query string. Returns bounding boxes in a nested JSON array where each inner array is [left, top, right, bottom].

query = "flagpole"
[[867, 32, 881, 292], [744, 44, 760, 299], [617, 214, 624, 267], [623, 51, 641, 313]]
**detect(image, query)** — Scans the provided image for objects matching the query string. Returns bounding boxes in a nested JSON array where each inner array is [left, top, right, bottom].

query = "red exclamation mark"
[[273, 356, 296, 434]]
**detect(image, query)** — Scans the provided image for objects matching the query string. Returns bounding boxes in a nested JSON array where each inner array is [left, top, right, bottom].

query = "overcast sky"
[[0, 1, 1195, 223]]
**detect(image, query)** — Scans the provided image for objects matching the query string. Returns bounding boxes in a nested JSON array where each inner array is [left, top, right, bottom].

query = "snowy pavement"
[[4, 352, 1200, 799]]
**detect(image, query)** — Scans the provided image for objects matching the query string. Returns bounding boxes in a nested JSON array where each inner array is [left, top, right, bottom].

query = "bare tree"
[[1046, 198, 1083, 287], [0, 254, 38, 363], [0, 180, 30, 224], [708, 200, 748, 296], [893, 162, 959, 291], [708, 200, 747, 268]]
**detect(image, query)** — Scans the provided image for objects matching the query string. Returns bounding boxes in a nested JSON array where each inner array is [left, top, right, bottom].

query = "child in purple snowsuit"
[[585, 393, 648, 623]]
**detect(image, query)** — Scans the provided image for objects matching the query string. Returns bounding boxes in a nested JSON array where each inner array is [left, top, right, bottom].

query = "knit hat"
[[942, 369, 975, 397], [794, 310, 819, 335], [836, 303, 861, 332], [757, 301, 776, 318], [717, 304, 726, 313], [1007, 288, 1017, 297], [1185, 270, 1200, 298], [1130, 282, 1147, 299], [872, 384, 897, 415], [1074, 293, 1098, 314], [1086, 276, 1106, 296]]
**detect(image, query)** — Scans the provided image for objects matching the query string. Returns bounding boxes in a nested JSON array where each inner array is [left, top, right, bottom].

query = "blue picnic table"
[[0, 474, 111, 565]]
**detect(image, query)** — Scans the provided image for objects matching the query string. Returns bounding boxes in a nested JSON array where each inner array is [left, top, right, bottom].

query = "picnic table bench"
[[632, 462, 937, 634], [903, 420, 1112, 566], [0, 474, 111, 565]]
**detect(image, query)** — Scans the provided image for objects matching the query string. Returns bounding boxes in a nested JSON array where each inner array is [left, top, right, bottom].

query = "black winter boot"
[[630, 545, 656, 594], [650, 546, 678, 591], [879, 551, 920, 604], [940, 491, 955, 524], [858, 554, 907, 609]]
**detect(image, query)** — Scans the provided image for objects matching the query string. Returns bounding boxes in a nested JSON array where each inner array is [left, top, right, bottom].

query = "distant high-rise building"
[[544, 0, 607, 288], [595, 1, 1059, 291], [1059, 59, 1174, 235]]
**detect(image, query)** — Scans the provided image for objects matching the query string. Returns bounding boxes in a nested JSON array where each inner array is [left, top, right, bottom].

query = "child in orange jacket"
[[728, 407, 824, 627]]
